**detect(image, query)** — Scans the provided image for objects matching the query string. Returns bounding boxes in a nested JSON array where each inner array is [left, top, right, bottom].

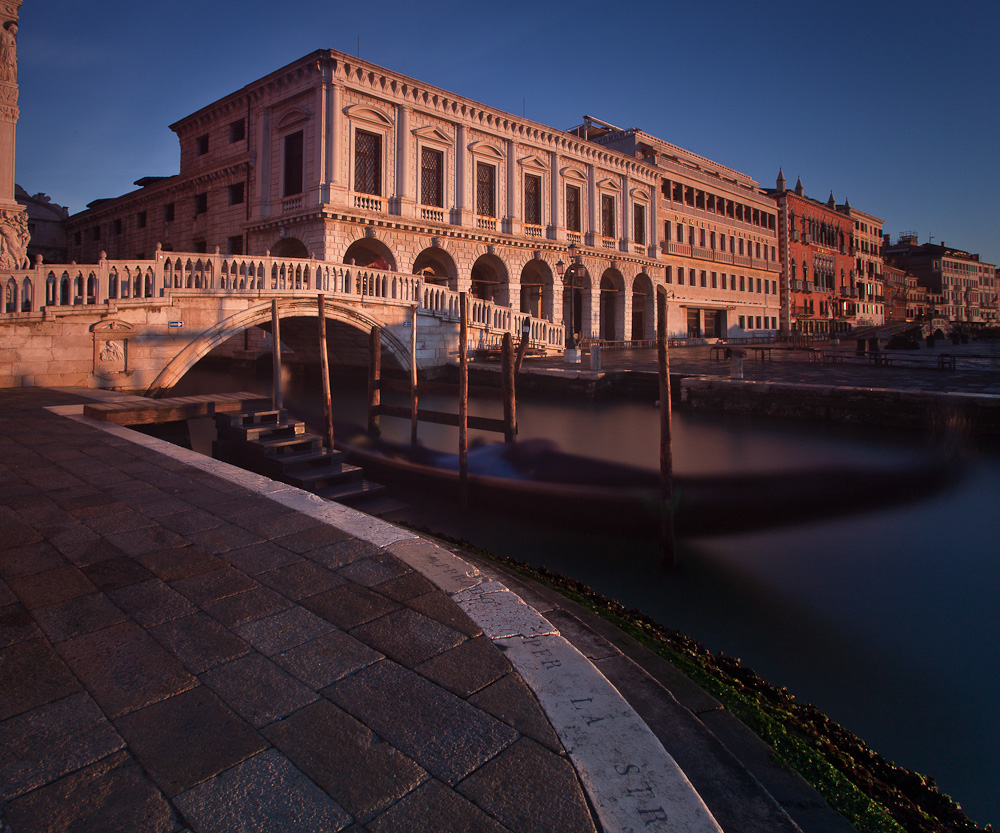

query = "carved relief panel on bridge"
[[91, 320, 133, 379]]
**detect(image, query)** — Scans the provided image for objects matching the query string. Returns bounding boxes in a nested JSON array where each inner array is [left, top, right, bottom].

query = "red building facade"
[[770, 173, 855, 336]]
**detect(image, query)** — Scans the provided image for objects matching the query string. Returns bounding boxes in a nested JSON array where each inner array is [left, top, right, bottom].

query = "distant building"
[[767, 173, 855, 336], [839, 202, 884, 327], [884, 234, 996, 327], [15, 185, 67, 263], [581, 118, 781, 339], [883, 262, 908, 323]]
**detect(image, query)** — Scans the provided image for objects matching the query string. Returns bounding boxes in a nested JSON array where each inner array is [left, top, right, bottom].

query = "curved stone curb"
[[52, 404, 723, 833], [386, 538, 723, 833]]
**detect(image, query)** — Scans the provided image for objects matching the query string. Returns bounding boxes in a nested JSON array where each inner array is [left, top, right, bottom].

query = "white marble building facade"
[[65, 50, 665, 345]]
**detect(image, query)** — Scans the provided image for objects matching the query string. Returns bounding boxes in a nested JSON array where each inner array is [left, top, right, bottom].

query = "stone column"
[[504, 138, 518, 235], [453, 125, 470, 226], [548, 150, 559, 239], [0, 0, 27, 270], [392, 103, 414, 218]]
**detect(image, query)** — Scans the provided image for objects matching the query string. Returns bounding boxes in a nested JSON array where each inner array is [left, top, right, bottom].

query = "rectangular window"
[[566, 185, 581, 232], [757, 278, 762, 293], [740, 275, 746, 291], [710, 231, 716, 250], [194, 192, 208, 215], [665, 266, 673, 284], [730, 275, 736, 290], [601, 194, 615, 238], [633, 203, 645, 245], [284, 130, 304, 197], [663, 222, 671, 243], [756, 316, 762, 329], [764, 280, 769, 295], [739, 315, 746, 329], [229, 119, 245, 143], [711, 272, 717, 289], [195, 134, 209, 156], [227, 235, 244, 256], [699, 228, 706, 248], [228, 182, 245, 206], [164, 203, 174, 222], [678, 268, 685, 286], [476, 162, 496, 217], [700, 270, 707, 288], [113, 218, 122, 235], [524, 174, 542, 226], [420, 147, 443, 207], [136, 210, 147, 229], [354, 129, 381, 196], [676, 222, 683, 242]]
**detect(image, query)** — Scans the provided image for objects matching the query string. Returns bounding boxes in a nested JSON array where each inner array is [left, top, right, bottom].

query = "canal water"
[[173, 362, 1000, 827]]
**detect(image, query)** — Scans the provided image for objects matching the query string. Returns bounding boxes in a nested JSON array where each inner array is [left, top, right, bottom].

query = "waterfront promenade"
[[1, 386, 843, 833], [522, 338, 1000, 395]]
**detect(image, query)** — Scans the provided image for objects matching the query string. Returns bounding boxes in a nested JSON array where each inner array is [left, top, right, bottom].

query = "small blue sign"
[[168, 321, 184, 328]]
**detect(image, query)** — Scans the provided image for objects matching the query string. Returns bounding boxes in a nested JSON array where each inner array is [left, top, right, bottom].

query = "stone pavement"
[[0, 387, 727, 833]]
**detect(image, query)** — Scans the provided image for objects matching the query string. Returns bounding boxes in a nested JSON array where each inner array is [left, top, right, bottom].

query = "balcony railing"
[[354, 194, 384, 212]]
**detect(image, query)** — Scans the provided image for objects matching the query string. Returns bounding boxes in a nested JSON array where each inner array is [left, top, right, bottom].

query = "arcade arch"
[[519, 259, 553, 320], [413, 247, 458, 290], [631, 272, 655, 340], [271, 237, 309, 258], [343, 237, 396, 271], [599, 268, 625, 341], [470, 253, 509, 306]]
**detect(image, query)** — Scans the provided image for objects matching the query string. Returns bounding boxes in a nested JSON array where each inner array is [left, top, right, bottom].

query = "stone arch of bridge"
[[146, 298, 411, 397]]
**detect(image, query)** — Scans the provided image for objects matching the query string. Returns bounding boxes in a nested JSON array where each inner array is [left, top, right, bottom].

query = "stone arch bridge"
[[0, 250, 564, 394]]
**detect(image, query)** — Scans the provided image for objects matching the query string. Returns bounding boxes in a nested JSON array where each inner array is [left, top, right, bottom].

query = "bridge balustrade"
[[0, 249, 565, 352]]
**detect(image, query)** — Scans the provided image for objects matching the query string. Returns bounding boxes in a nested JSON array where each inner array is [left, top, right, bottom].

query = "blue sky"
[[14, 0, 1000, 265]]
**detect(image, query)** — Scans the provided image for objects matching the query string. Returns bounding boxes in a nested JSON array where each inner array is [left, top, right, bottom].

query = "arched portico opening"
[[560, 263, 590, 345], [599, 269, 625, 341], [413, 247, 458, 290], [271, 237, 309, 258], [471, 253, 509, 306], [519, 259, 553, 320], [343, 237, 396, 271], [631, 273, 654, 340]]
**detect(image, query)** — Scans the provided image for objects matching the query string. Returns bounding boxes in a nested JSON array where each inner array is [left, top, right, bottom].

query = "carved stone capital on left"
[[0, 205, 28, 269], [0, 13, 18, 86]]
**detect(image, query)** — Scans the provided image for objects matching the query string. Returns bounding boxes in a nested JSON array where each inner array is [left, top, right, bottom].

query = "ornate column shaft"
[[0, 0, 27, 269]]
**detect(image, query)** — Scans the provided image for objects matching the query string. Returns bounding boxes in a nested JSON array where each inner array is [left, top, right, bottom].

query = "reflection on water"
[[172, 363, 999, 826]]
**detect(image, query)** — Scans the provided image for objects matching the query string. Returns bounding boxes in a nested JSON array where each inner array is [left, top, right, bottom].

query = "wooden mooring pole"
[[317, 295, 334, 450], [367, 325, 381, 437], [271, 299, 283, 412], [657, 298, 676, 566], [459, 292, 469, 510], [409, 304, 419, 446], [502, 331, 516, 443]]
